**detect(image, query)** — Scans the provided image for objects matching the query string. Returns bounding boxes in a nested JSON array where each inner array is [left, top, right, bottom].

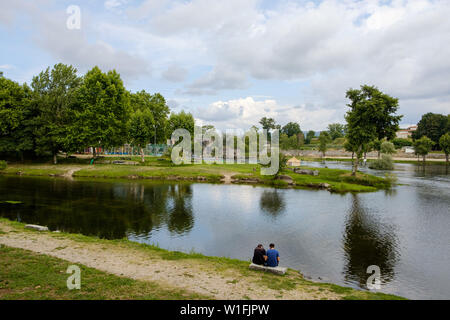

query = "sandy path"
[[0, 222, 338, 300], [62, 167, 83, 179]]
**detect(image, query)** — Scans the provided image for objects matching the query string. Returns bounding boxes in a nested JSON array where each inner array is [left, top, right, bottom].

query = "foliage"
[[369, 154, 394, 170], [412, 113, 449, 149], [128, 109, 155, 162], [392, 138, 412, 149], [380, 141, 396, 155], [327, 123, 346, 140], [0, 160, 6, 170], [31, 64, 82, 163], [439, 133, 450, 162], [281, 122, 301, 137], [70, 67, 130, 154], [413, 136, 434, 161], [318, 131, 331, 156], [168, 111, 195, 137], [345, 85, 402, 175], [305, 130, 316, 144]]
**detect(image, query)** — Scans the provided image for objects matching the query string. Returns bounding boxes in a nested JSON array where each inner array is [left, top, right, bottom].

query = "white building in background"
[[396, 125, 418, 139]]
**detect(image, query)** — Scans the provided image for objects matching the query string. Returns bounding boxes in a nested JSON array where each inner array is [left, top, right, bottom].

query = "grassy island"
[[0, 156, 393, 193]]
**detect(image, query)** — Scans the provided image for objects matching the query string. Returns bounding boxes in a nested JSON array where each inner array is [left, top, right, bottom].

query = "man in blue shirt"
[[266, 243, 280, 267]]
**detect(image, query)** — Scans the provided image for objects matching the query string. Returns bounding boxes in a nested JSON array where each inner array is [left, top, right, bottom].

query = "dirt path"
[[0, 221, 339, 300], [62, 167, 83, 179]]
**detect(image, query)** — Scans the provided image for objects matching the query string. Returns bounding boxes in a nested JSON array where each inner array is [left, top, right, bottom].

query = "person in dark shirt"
[[252, 244, 267, 265], [266, 243, 280, 267]]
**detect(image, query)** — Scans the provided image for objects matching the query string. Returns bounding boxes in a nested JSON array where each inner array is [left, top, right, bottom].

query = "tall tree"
[[130, 91, 170, 145], [413, 136, 434, 164], [439, 133, 450, 164], [31, 64, 82, 164], [168, 111, 195, 137], [259, 117, 276, 132], [305, 130, 316, 144], [327, 123, 346, 140], [281, 122, 301, 138], [0, 77, 34, 160], [413, 113, 449, 149], [318, 131, 331, 157], [128, 109, 154, 163], [71, 67, 130, 157], [345, 85, 402, 176]]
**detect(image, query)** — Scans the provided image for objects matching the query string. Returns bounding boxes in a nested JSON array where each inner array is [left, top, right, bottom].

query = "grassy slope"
[[0, 156, 392, 193], [0, 218, 405, 300], [0, 245, 209, 300]]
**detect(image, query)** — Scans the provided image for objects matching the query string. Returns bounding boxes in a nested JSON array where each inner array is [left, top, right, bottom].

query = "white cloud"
[[195, 97, 341, 131]]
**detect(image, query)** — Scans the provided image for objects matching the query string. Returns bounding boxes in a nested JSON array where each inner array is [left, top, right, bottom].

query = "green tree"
[[413, 113, 449, 149], [439, 133, 450, 164], [305, 130, 316, 144], [413, 136, 434, 164], [0, 76, 35, 160], [318, 131, 331, 157], [31, 64, 82, 164], [380, 141, 396, 155], [168, 111, 195, 137], [71, 67, 130, 157], [130, 91, 170, 145], [345, 85, 402, 176], [259, 117, 277, 140], [128, 109, 154, 163], [327, 123, 345, 140], [281, 122, 301, 137]]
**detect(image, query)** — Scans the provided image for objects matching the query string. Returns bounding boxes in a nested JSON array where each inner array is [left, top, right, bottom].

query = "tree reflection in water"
[[259, 190, 285, 217], [342, 194, 399, 288], [0, 177, 194, 239]]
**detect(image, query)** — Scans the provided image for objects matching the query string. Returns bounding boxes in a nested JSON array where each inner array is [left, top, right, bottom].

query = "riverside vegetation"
[[0, 156, 393, 193]]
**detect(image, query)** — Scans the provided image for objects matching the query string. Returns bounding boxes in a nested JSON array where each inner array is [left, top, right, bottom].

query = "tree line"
[[0, 64, 195, 163]]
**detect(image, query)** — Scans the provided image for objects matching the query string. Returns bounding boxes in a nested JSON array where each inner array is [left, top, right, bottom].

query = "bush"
[[380, 141, 396, 155], [0, 160, 6, 170], [393, 138, 412, 149], [369, 154, 394, 170]]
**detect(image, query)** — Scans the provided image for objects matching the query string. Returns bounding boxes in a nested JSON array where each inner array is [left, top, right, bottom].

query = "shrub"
[[0, 160, 6, 170], [380, 141, 396, 155], [393, 138, 412, 149], [369, 154, 394, 170]]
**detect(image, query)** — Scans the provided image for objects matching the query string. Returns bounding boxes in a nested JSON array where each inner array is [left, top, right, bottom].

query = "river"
[[0, 162, 449, 299]]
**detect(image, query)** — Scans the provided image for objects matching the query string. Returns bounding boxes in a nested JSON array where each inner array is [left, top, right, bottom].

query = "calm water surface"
[[0, 162, 449, 299]]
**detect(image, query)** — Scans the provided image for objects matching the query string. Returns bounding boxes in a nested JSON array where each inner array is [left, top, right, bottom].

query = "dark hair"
[[257, 244, 263, 248], [269, 243, 275, 248]]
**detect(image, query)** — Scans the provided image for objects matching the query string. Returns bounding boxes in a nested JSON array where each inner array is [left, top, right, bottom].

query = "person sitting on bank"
[[252, 244, 267, 266], [266, 243, 280, 267]]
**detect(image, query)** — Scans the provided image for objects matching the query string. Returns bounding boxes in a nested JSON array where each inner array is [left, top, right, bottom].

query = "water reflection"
[[0, 178, 194, 239], [342, 194, 399, 288], [259, 190, 286, 217]]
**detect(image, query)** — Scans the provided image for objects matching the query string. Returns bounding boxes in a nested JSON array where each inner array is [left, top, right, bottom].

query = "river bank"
[[0, 218, 404, 300], [0, 157, 392, 193]]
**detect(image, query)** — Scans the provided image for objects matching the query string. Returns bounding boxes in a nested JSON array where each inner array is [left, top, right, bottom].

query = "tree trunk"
[[92, 147, 96, 159], [352, 152, 354, 160], [53, 153, 57, 165], [377, 150, 380, 159], [352, 146, 362, 176], [423, 155, 426, 165], [446, 154, 449, 164], [140, 148, 145, 163]]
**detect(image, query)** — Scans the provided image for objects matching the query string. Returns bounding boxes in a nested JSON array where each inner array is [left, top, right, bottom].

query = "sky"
[[1, 0, 450, 131]]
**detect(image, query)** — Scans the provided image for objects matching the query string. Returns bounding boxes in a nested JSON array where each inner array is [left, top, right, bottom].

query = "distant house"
[[287, 157, 301, 167], [396, 126, 417, 139]]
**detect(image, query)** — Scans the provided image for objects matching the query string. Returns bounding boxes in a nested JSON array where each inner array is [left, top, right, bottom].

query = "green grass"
[[0, 245, 210, 300]]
